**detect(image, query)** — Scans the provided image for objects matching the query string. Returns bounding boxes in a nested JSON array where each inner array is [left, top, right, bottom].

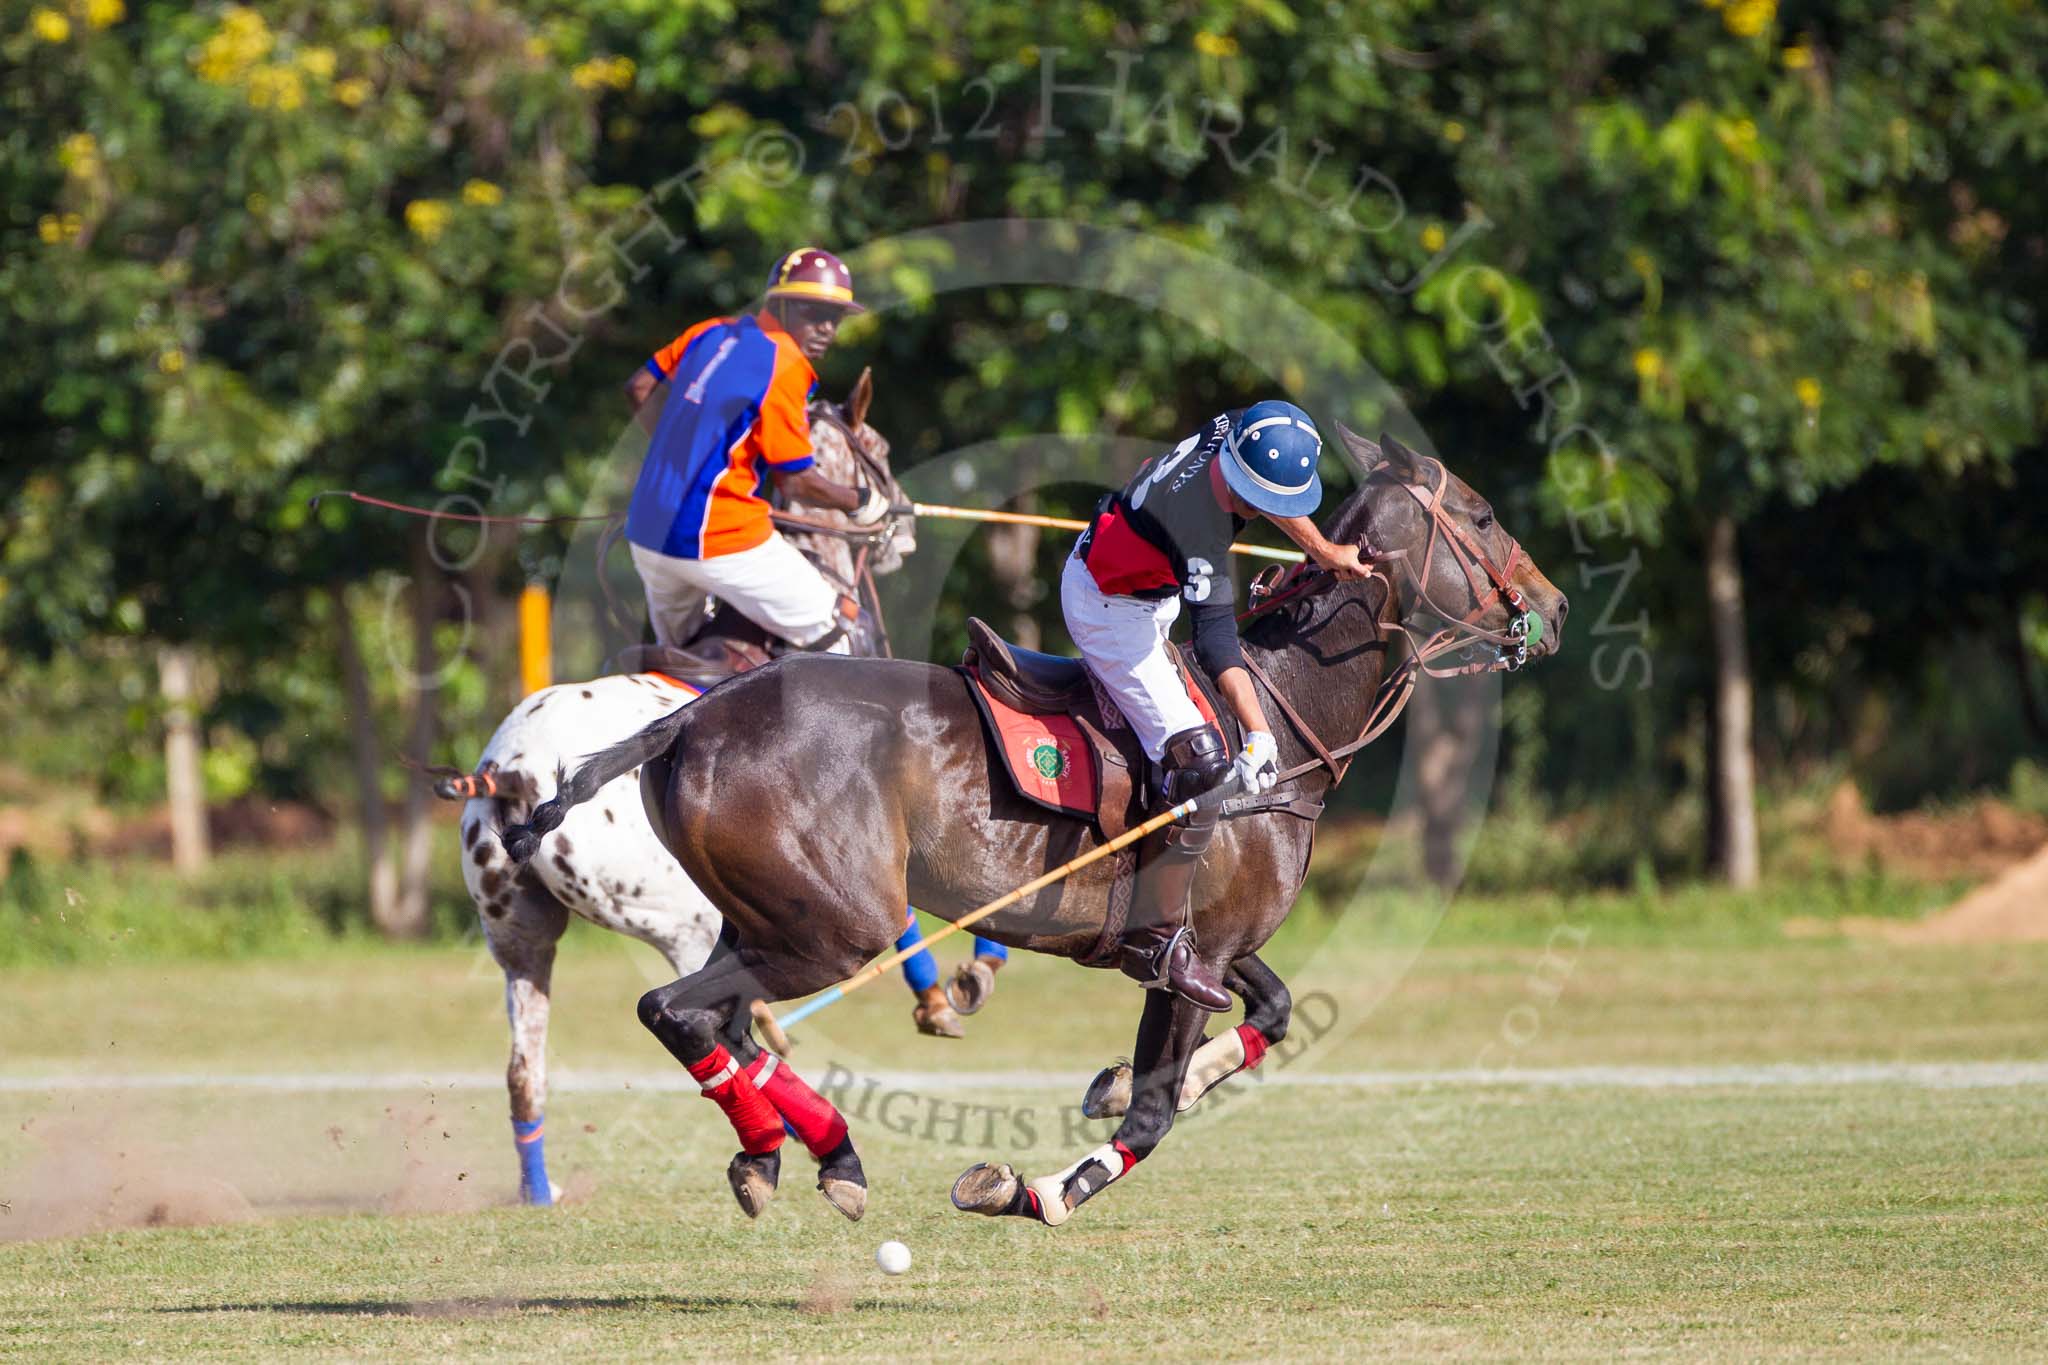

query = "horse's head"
[[1327, 424, 1567, 667], [801, 366, 916, 576]]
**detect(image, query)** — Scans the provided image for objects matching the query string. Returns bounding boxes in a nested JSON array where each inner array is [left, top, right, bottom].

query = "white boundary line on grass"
[[1, 1061, 2044, 1094]]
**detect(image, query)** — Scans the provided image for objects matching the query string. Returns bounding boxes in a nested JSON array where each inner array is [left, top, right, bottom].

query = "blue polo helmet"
[[1220, 400, 1325, 517]]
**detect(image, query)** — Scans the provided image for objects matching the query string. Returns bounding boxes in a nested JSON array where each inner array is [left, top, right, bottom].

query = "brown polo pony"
[[503, 426, 1568, 1227]]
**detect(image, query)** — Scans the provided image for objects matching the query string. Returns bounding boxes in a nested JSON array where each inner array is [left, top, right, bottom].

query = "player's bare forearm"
[[624, 368, 660, 435], [776, 466, 862, 513], [1265, 514, 1367, 579], [1215, 666, 1270, 739]]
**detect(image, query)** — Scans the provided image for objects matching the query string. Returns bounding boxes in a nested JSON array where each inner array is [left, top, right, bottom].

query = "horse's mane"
[[1240, 473, 1400, 651]]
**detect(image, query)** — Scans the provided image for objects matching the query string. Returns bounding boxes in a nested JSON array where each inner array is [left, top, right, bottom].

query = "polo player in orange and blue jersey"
[[622, 247, 889, 652]]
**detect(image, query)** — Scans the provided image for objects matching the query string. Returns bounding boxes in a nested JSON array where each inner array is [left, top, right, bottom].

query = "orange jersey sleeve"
[[647, 316, 727, 380], [752, 337, 818, 470]]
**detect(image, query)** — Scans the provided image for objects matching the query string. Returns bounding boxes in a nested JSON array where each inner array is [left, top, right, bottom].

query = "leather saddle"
[[957, 616, 1227, 843], [963, 618, 1097, 715]]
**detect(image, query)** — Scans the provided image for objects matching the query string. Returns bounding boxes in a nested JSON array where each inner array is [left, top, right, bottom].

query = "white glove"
[[1233, 731, 1279, 794], [850, 483, 891, 527]]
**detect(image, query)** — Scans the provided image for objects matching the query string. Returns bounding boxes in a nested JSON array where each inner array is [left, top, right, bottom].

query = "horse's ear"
[[848, 366, 874, 428], [1335, 423, 1385, 472], [1378, 431, 1423, 479]]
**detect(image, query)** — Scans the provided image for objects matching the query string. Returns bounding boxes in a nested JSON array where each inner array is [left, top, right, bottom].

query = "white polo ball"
[[875, 1239, 912, 1275]]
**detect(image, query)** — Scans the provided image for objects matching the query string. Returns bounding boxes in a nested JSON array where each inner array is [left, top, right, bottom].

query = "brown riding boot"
[[1118, 843, 1232, 1012]]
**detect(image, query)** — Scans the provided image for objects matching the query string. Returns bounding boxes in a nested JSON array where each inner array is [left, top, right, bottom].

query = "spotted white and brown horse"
[[445, 374, 922, 1205]]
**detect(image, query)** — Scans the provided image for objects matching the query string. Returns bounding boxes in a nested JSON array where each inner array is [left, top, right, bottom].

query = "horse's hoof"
[[726, 1150, 780, 1219], [950, 1162, 1020, 1216], [1082, 1062, 1133, 1120], [945, 958, 999, 1016], [818, 1176, 867, 1221], [914, 999, 964, 1039], [817, 1137, 867, 1222]]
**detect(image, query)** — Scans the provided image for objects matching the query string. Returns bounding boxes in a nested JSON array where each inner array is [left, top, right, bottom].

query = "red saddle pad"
[[958, 655, 1220, 822], [962, 673, 1100, 818]]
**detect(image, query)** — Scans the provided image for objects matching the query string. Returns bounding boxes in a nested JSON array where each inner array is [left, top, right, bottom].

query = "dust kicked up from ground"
[[0, 1089, 565, 1243]]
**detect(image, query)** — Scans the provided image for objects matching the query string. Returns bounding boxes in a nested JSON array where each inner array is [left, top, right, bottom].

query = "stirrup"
[[1123, 924, 1195, 991]]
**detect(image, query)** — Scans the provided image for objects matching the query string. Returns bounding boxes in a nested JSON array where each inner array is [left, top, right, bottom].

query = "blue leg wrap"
[[515, 1115, 552, 1205], [973, 938, 1009, 962], [897, 908, 939, 993]]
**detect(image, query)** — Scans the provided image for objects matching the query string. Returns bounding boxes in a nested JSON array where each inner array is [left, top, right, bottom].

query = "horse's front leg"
[[1083, 952, 1291, 1120], [953, 987, 1206, 1227]]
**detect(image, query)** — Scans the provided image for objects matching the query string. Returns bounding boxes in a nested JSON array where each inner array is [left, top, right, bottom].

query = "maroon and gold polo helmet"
[[763, 247, 864, 313]]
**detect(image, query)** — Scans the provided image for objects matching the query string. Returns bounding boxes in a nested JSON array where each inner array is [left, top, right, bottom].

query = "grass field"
[[3, 910, 2046, 1359]]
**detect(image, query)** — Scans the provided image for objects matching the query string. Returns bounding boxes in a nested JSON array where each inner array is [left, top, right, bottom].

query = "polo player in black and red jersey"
[[1066, 401, 1369, 1008]]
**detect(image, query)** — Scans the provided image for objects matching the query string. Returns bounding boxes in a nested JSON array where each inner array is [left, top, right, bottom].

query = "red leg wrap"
[[1111, 1138, 1139, 1170], [1235, 1022, 1269, 1072], [747, 1053, 850, 1158], [685, 1045, 784, 1155]]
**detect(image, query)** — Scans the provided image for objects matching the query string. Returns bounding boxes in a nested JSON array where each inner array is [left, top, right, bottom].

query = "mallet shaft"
[[767, 792, 1209, 1034], [908, 503, 1304, 564]]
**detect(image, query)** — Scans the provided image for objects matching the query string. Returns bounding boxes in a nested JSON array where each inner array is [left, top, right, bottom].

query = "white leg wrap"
[[1178, 1028, 1249, 1111], [1026, 1141, 1128, 1228]]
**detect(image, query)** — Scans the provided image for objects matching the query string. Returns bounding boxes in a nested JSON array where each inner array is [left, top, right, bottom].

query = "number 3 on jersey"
[[1127, 434, 1201, 512], [1183, 557, 1216, 603]]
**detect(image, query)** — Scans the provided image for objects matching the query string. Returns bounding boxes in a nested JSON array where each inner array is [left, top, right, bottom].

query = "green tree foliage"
[[2, 0, 2043, 896]]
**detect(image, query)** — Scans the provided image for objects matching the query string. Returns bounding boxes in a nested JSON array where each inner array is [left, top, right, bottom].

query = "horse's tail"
[[500, 701, 692, 865]]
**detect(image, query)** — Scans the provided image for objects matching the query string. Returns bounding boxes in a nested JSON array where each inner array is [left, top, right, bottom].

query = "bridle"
[[1386, 456, 1537, 675], [1233, 458, 1541, 788]]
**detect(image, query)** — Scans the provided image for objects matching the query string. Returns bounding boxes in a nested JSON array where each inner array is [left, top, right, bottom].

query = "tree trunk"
[[158, 644, 210, 875], [984, 481, 1044, 650], [2004, 605, 2048, 748], [334, 587, 400, 931], [391, 547, 443, 939], [1704, 515, 1760, 888], [1409, 673, 1487, 888]]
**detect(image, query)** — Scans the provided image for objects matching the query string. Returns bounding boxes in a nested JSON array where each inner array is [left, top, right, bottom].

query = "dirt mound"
[[1821, 780, 2048, 881], [1878, 843, 2048, 944]]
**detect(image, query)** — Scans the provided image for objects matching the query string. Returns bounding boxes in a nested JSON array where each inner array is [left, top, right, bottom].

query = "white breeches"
[[631, 534, 849, 652], [1060, 555, 1205, 762]]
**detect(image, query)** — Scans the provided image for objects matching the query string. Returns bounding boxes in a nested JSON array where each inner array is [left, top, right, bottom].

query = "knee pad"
[[1158, 726, 1230, 802], [1157, 726, 1228, 854]]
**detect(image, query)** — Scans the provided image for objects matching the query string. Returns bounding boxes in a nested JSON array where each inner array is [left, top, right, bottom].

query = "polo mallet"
[[766, 783, 1238, 1036], [901, 502, 1306, 564]]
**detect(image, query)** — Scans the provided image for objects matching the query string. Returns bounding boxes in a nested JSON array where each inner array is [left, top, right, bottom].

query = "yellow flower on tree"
[[333, 77, 371, 107], [37, 214, 65, 244], [158, 349, 186, 375], [30, 8, 69, 42], [405, 199, 451, 242], [246, 65, 306, 112], [1722, 0, 1775, 37], [58, 132, 99, 178], [1795, 377, 1822, 410], [462, 179, 503, 206], [86, 0, 125, 29], [195, 6, 274, 84], [297, 45, 336, 79], [1193, 31, 1239, 58], [1420, 223, 1447, 253], [1782, 40, 1812, 69], [1442, 120, 1467, 145], [573, 56, 636, 91], [1633, 348, 1664, 380]]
